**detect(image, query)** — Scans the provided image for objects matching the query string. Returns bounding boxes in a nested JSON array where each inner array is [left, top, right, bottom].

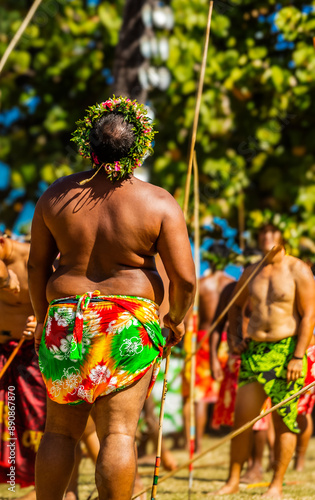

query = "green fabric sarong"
[[239, 336, 307, 433]]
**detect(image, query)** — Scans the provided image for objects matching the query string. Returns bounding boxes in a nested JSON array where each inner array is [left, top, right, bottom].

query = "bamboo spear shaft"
[[0, 337, 25, 381], [188, 153, 200, 497], [185, 247, 275, 364], [132, 378, 315, 499], [150, 354, 170, 499], [0, 0, 43, 75], [183, 1, 214, 220]]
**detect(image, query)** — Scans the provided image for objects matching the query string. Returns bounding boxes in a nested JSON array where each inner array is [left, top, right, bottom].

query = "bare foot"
[[132, 473, 147, 500], [210, 483, 239, 495], [262, 485, 282, 499], [161, 449, 178, 471], [240, 467, 263, 484]]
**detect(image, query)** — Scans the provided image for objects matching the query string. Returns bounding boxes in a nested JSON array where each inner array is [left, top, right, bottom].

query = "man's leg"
[[142, 395, 177, 470], [35, 398, 91, 500], [215, 382, 266, 495], [195, 400, 207, 454], [241, 429, 267, 483], [65, 442, 82, 500], [263, 411, 297, 498], [94, 367, 153, 500], [294, 413, 313, 471], [82, 414, 100, 463]]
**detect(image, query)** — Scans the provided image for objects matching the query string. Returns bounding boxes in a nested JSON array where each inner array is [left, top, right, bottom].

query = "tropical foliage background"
[[1, 0, 315, 255]]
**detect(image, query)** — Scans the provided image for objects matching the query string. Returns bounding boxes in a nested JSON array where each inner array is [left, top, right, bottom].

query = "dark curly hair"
[[89, 112, 136, 164]]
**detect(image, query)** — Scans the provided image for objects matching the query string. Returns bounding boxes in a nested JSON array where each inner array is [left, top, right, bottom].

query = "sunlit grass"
[[2, 435, 315, 499]]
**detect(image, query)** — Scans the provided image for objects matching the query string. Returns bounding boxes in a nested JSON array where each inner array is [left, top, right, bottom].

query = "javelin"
[[0, 337, 25, 380], [0, 0, 43, 75], [188, 152, 200, 497], [132, 378, 315, 498], [183, 1, 214, 220], [185, 246, 275, 363]]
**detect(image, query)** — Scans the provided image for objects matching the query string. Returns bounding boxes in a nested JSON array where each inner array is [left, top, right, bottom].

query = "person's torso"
[[43, 173, 167, 304], [198, 272, 234, 330], [0, 246, 34, 341], [247, 256, 299, 341]]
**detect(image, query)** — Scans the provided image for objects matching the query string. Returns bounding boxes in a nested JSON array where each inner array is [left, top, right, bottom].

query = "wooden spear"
[[188, 152, 200, 498], [131, 378, 315, 499], [150, 354, 170, 499], [0, 0, 43, 75], [0, 337, 25, 381], [183, 1, 214, 220]]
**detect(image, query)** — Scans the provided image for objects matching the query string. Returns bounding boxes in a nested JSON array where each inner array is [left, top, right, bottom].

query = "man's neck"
[[265, 245, 286, 265]]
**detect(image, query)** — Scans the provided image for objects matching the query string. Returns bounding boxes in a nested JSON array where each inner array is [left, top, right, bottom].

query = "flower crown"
[[71, 96, 156, 183]]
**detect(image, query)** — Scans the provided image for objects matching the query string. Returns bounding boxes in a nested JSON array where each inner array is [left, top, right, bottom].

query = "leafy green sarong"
[[239, 337, 307, 433]]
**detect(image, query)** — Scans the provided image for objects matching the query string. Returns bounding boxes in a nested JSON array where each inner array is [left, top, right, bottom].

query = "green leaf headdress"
[[71, 96, 156, 183]]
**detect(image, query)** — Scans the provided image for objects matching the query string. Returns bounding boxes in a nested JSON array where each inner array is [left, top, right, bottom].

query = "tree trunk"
[[112, 0, 148, 103]]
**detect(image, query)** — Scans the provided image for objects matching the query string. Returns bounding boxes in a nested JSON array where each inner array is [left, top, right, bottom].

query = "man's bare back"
[[0, 239, 34, 341], [29, 170, 194, 331], [199, 270, 235, 330]]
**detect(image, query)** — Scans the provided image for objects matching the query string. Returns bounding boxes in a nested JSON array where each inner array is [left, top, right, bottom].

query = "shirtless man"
[[183, 247, 234, 452], [0, 235, 44, 500], [28, 98, 195, 500], [216, 224, 315, 498]]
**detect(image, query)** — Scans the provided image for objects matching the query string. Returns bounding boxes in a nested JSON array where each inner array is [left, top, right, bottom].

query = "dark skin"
[[209, 280, 237, 382], [28, 170, 196, 500], [0, 237, 36, 343]]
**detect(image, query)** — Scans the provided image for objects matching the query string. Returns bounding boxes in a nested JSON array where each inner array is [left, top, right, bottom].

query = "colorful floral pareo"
[[38, 292, 165, 405]]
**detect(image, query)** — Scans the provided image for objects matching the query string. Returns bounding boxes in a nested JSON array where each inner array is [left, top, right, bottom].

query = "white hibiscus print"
[[54, 308, 75, 327], [49, 334, 74, 361], [77, 385, 94, 403], [119, 337, 143, 357], [45, 316, 53, 337], [62, 367, 82, 395], [106, 312, 138, 334], [50, 379, 63, 398], [89, 364, 111, 385]]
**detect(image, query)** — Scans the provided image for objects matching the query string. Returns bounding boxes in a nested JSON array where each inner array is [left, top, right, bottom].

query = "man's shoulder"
[[134, 178, 182, 212], [135, 178, 176, 200], [38, 173, 79, 197], [287, 255, 313, 278]]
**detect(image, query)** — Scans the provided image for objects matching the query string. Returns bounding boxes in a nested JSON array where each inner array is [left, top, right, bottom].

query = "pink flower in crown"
[[101, 100, 113, 109], [91, 152, 100, 165], [114, 162, 121, 171]]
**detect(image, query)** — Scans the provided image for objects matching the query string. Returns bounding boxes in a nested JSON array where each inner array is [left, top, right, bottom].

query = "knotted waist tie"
[[50, 290, 162, 361]]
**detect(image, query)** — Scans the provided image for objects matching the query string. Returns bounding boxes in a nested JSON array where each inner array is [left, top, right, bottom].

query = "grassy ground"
[[2, 434, 315, 499]]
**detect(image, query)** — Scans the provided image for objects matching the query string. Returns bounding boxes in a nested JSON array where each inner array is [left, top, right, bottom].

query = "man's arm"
[[156, 196, 196, 347], [28, 198, 59, 323], [0, 260, 20, 293], [228, 266, 254, 353], [210, 281, 236, 381], [286, 261, 315, 382]]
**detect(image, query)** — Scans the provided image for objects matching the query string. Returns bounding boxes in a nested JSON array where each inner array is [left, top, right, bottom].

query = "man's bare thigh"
[[45, 397, 92, 440], [94, 366, 154, 441]]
